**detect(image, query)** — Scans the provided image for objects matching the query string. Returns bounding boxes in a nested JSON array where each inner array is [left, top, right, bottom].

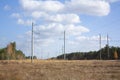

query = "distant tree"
[[0, 42, 26, 60], [7, 42, 17, 59], [0, 49, 6, 60], [16, 50, 25, 60], [114, 50, 118, 60], [56, 46, 120, 60], [25, 56, 37, 59], [33, 56, 37, 59]]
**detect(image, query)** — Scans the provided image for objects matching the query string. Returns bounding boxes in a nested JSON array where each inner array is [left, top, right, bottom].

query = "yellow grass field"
[[0, 60, 120, 80]]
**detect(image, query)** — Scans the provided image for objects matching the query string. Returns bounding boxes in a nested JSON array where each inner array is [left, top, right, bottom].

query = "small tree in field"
[[114, 50, 118, 60]]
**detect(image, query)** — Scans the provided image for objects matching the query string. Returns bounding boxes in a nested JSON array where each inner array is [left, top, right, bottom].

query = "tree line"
[[56, 45, 120, 60], [0, 42, 37, 60]]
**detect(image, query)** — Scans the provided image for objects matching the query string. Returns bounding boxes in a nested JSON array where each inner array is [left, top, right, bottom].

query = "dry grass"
[[0, 60, 120, 80]]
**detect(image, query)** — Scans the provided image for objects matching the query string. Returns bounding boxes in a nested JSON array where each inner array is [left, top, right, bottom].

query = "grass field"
[[0, 60, 120, 80]]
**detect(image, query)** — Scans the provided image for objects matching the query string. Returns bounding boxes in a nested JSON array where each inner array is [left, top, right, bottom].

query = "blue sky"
[[0, 0, 120, 59]]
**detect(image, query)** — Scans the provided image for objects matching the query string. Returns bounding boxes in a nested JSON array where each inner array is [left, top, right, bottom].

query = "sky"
[[0, 0, 120, 59]]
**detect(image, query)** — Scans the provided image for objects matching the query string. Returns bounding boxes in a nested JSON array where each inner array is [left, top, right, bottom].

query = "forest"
[[57, 45, 120, 60]]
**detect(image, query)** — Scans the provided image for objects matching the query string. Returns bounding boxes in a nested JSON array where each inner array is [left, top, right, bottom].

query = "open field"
[[0, 60, 120, 80]]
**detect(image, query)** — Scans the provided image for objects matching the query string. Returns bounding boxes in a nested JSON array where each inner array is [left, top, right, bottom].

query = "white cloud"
[[45, 14, 80, 24], [31, 12, 80, 24], [68, 40, 78, 45], [4, 5, 11, 11], [65, 0, 110, 16], [66, 24, 90, 36], [34, 23, 89, 39], [104, 0, 120, 3], [75, 35, 108, 41], [18, 18, 24, 25], [75, 36, 89, 41], [31, 11, 48, 19], [35, 38, 55, 46], [20, 0, 64, 12], [17, 18, 33, 26], [17, 0, 113, 27], [34, 23, 64, 39], [11, 13, 21, 18], [20, 0, 111, 16]]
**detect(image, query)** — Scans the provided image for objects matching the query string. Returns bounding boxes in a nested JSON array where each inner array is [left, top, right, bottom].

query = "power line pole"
[[31, 22, 34, 63], [61, 45, 64, 59], [99, 34, 102, 60], [64, 30, 66, 60], [107, 34, 110, 59]]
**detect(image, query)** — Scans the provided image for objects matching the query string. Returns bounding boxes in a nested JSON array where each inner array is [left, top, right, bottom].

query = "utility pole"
[[64, 30, 66, 60], [107, 34, 110, 59], [99, 34, 102, 60], [61, 45, 64, 59], [31, 22, 34, 63]]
